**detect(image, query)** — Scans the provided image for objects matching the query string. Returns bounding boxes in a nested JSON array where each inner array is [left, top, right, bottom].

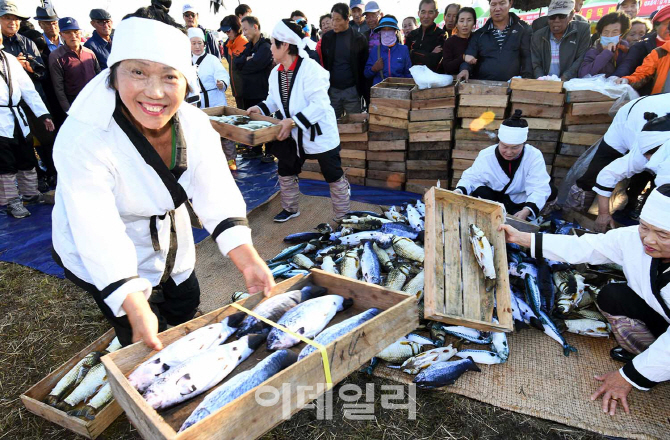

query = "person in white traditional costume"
[[591, 113, 670, 232], [51, 16, 274, 350], [454, 110, 552, 220], [248, 19, 351, 223], [500, 185, 670, 416]]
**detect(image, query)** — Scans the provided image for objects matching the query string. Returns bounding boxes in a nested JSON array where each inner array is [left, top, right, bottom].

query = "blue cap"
[[374, 16, 400, 32], [58, 17, 81, 32], [350, 0, 366, 10], [364, 1, 381, 14]]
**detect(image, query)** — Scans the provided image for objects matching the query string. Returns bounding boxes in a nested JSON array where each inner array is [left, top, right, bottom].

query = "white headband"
[[187, 27, 205, 41], [271, 20, 309, 59], [498, 124, 529, 145], [640, 187, 670, 231], [638, 130, 670, 155], [107, 18, 199, 94]]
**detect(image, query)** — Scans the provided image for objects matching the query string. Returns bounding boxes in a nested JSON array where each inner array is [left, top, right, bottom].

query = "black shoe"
[[273, 209, 300, 223], [260, 154, 275, 163], [37, 177, 49, 193], [610, 346, 636, 363]]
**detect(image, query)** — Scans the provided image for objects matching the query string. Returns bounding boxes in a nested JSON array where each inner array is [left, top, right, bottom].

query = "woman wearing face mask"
[[364, 16, 412, 86], [441, 7, 476, 75], [579, 12, 631, 77]]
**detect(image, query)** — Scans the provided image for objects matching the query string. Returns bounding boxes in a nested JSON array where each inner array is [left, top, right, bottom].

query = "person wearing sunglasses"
[[182, 4, 220, 59], [530, 0, 590, 80], [84, 9, 113, 69]]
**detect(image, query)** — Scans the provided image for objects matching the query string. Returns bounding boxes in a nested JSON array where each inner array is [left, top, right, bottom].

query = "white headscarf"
[[187, 27, 205, 41], [638, 115, 670, 155], [498, 125, 529, 145], [640, 186, 670, 231], [271, 20, 309, 59], [107, 17, 199, 94]]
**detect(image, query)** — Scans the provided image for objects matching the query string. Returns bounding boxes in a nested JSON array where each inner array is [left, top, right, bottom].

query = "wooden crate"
[[457, 106, 506, 119], [406, 160, 448, 171], [412, 85, 455, 100], [459, 94, 508, 108], [347, 175, 366, 186], [424, 187, 513, 332], [368, 140, 407, 151], [408, 120, 452, 133], [407, 169, 450, 180], [21, 329, 122, 439], [405, 182, 431, 194], [367, 160, 406, 172], [411, 97, 456, 111], [367, 169, 406, 183], [409, 131, 452, 143], [510, 90, 564, 107], [340, 149, 366, 160], [369, 101, 409, 120], [102, 272, 418, 440], [370, 78, 416, 101], [532, 141, 560, 154], [451, 158, 474, 171], [339, 132, 368, 143], [337, 114, 368, 134], [461, 119, 502, 130], [567, 102, 613, 116], [368, 128, 409, 141], [408, 149, 450, 160], [368, 97, 411, 110], [510, 78, 563, 94], [366, 151, 405, 162], [453, 140, 493, 151], [340, 141, 368, 151], [565, 90, 614, 103], [454, 128, 498, 142], [564, 123, 610, 135], [369, 114, 408, 130], [341, 158, 366, 168], [452, 149, 479, 160], [366, 178, 404, 190], [508, 103, 564, 119], [408, 141, 451, 151], [560, 132, 601, 146], [204, 107, 282, 146], [345, 167, 366, 178], [524, 118, 562, 131], [409, 108, 455, 122], [554, 155, 579, 168], [457, 79, 508, 95], [563, 112, 613, 126], [527, 129, 561, 142]]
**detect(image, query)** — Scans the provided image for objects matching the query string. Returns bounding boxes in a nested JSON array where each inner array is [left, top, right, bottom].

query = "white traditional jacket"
[[258, 56, 340, 155], [456, 144, 551, 217], [52, 71, 251, 317], [192, 52, 229, 108], [531, 227, 670, 391], [0, 51, 49, 139]]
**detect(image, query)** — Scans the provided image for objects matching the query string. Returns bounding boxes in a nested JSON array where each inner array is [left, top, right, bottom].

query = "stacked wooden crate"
[[509, 78, 564, 181], [557, 90, 615, 186], [367, 78, 415, 190], [302, 114, 368, 185], [452, 80, 509, 189], [405, 85, 456, 194]]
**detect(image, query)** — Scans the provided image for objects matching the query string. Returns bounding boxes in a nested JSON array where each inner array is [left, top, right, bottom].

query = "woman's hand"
[[44, 118, 55, 132], [464, 55, 477, 65], [512, 207, 532, 221], [604, 42, 617, 52], [123, 291, 163, 351], [498, 224, 532, 248], [277, 118, 293, 141], [246, 106, 262, 116], [216, 80, 225, 90], [371, 58, 384, 73], [590, 370, 633, 415], [229, 244, 276, 297]]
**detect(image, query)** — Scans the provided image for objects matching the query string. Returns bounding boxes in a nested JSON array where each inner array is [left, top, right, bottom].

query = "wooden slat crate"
[[367, 169, 406, 183], [564, 123, 610, 135], [370, 78, 416, 101], [424, 187, 513, 332], [369, 100, 410, 120], [510, 78, 563, 94], [369, 114, 408, 130], [567, 101, 614, 116], [563, 112, 613, 125], [408, 141, 451, 151], [412, 85, 456, 100], [508, 103, 563, 119], [411, 98, 456, 110], [510, 90, 565, 106], [457, 79, 508, 95], [560, 131, 602, 146], [410, 107, 455, 121], [368, 128, 409, 140], [102, 272, 418, 440], [565, 90, 614, 103], [461, 119, 502, 130], [459, 94, 508, 108], [339, 132, 368, 143], [21, 329, 122, 439], [340, 141, 368, 151], [457, 106, 506, 119], [367, 151, 405, 162], [204, 106, 282, 146], [527, 129, 561, 141], [453, 139, 492, 151], [407, 149, 450, 160], [368, 160, 406, 172], [368, 140, 407, 151], [409, 131, 452, 143], [337, 113, 368, 134]]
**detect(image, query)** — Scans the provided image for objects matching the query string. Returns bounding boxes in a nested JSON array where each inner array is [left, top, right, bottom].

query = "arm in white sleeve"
[[455, 154, 488, 196], [529, 227, 626, 265], [594, 149, 648, 197], [12, 56, 48, 118], [213, 58, 230, 90], [54, 133, 152, 317], [522, 150, 552, 217], [291, 64, 332, 132], [190, 119, 252, 256], [257, 91, 279, 116], [621, 326, 670, 390]]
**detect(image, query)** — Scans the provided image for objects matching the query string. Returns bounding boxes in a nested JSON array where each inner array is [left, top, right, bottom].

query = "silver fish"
[[361, 241, 382, 285], [538, 310, 577, 356], [563, 319, 610, 337], [45, 351, 103, 406], [571, 308, 607, 322], [105, 337, 122, 353], [267, 243, 307, 263], [554, 270, 585, 316], [490, 322, 509, 361], [438, 325, 492, 344], [67, 383, 113, 420], [336, 231, 394, 247], [376, 340, 425, 363], [179, 350, 298, 432], [128, 313, 245, 393], [415, 199, 426, 217], [413, 358, 481, 389], [402, 270, 424, 298], [406, 204, 424, 232], [340, 249, 361, 280], [267, 295, 353, 350], [271, 264, 294, 278], [143, 334, 266, 410], [385, 264, 411, 291], [320, 255, 339, 274], [469, 224, 496, 291], [232, 291, 250, 302], [384, 206, 407, 222], [399, 345, 457, 375], [455, 349, 505, 364], [57, 363, 107, 411], [373, 242, 394, 272], [292, 254, 316, 270], [392, 236, 424, 263]]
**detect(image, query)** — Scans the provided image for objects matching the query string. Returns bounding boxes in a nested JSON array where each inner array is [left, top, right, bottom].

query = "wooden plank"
[[369, 114, 408, 130], [525, 118, 562, 131], [368, 128, 409, 140], [527, 129, 561, 141], [506, 216, 540, 233], [409, 108, 455, 122], [510, 77, 563, 93], [565, 90, 615, 103], [406, 160, 448, 171], [405, 182, 430, 194], [347, 175, 365, 185], [368, 103, 410, 120], [509, 103, 564, 119], [453, 140, 494, 151], [365, 178, 404, 190], [408, 149, 450, 160], [340, 149, 366, 160], [552, 166, 571, 178], [459, 94, 508, 108], [345, 167, 366, 177], [366, 169, 406, 182], [560, 131, 602, 146], [370, 80, 415, 100], [366, 151, 406, 162], [367, 140, 407, 151], [451, 149, 479, 160], [452, 169, 463, 179], [367, 160, 406, 172], [451, 158, 475, 171], [568, 101, 614, 116], [411, 97, 456, 110], [543, 152, 555, 164], [422, 189, 441, 322], [300, 170, 325, 181], [408, 120, 452, 133], [461, 119, 502, 130], [204, 106, 283, 146], [407, 178, 441, 186], [559, 143, 589, 157], [341, 158, 366, 168], [369, 124, 408, 134], [339, 132, 368, 142], [510, 90, 565, 106], [412, 86, 455, 100], [409, 131, 452, 142], [408, 141, 451, 151], [563, 112, 613, 125], [454, 128, 498, 141], [340, 141, 368, 151], [337, 113, 368, 134], [457, 79, 508, 95], [457, 106, 506, 119], [369, 97, 411, 110], [554, 155, 579, 168], [565, 123, 610, 135], [407, 169, 450, 179], [531, 140, 559, 154]]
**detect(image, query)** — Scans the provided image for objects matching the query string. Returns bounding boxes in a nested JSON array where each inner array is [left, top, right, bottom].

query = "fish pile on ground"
[[265, 201, 427, 298], [125, 284, 378, 433], [43, 337, 122, 420], [209, 114, 275, 131]]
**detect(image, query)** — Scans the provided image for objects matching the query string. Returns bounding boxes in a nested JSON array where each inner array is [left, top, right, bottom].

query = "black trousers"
[[66, 269, 201, 346], [576, 140, 623, 191], [268, 137, 344, 183], [244, 98, 265, 155], [597, 282, 669, 338], [623, 171, 654, 212], [0, 124, 37, 175]]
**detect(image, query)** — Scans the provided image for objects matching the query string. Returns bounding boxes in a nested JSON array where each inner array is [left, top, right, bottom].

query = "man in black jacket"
[[235, 16, 273, 159], [321, 3, 369, 117], [405, 0, 446, 72], [457, 0, 532, 81]]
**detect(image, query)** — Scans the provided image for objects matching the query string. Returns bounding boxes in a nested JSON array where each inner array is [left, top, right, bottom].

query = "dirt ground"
[[0, 262, 606, 440]]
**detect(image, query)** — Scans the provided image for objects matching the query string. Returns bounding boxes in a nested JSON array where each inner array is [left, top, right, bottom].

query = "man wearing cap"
[[530, 0, 590, 80], [405, 0, 446, 73], [531, 0, 587, 32], [349, 1, 369, 34], [0, 1, 46, 86], [500, 183, 670, 416], [454, 110, 552, 220], [49, 18, 100, 113], [84, 9, 113, 69], [182, 4, 220, 59], [364, 2, 384, 50], [34, 6, 61, 53], [617, 0, 639, 19]]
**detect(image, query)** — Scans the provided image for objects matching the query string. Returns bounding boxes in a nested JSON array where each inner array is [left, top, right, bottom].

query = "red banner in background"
[[639, 0, 670, 16], [581, 3, 618, 20]]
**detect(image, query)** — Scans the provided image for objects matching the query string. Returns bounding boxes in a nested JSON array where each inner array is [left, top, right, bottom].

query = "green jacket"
[[530, 20, 591, 80]]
